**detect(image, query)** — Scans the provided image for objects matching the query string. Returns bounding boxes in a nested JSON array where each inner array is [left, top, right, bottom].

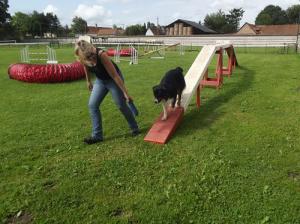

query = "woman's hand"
[[124, 92, 133, 102], [87, 81, 93, 91]]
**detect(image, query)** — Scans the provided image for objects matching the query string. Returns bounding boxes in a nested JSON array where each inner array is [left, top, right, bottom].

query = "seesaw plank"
[[144, 107, 184, 144]]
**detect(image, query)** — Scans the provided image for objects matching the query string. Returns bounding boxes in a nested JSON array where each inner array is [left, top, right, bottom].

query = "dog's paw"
[[161, 116, 168, 121]]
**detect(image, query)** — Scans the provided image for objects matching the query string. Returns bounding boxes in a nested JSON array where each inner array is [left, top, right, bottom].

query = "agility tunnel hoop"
[[8, 61, 85, 83]]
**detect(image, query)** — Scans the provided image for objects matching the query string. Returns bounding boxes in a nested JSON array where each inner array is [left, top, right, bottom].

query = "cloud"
[[43, 4, 59, 15], [172, 12, 181, 19], [96, 0, 111, 3], [73, 4, 112, 25], [122, 10, 131, 15], [96, 0, 132, 4], [120, 0, 132, 3]]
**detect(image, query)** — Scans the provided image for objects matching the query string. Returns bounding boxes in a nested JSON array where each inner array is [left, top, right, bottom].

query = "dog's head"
[[153, 85, 168, 104]]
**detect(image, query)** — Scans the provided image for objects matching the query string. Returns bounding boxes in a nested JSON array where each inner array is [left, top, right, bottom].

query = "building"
[[87, 26, 124, 36], [165, 19, 217, 36], [145, 26, 166, 36], [237, 23, 300, 36], [43, 32, 57, 38]]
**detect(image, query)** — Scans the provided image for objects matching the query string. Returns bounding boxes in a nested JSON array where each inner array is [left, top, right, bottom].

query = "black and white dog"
[[153, 67, 186, 120]]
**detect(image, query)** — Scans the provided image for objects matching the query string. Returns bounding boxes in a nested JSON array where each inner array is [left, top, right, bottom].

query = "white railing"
[[1, 35, 299, 48]]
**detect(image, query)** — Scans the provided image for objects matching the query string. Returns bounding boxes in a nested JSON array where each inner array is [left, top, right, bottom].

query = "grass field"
[[0, 46, 299, 223]]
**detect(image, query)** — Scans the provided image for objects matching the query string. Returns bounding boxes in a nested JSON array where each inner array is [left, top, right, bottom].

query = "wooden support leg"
[[216, 48, 223, 89], [196, 84, 201, 108]]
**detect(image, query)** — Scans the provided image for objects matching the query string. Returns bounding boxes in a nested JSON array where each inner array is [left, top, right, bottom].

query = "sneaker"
[[131, 129, 141, 137], [83, 137, 103, 145]]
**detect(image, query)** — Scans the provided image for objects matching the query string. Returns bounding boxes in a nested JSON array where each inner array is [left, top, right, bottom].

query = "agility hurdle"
[[114, 43, 121, 63], [112, 43, 138, 65], [20, 46, 57, 64], [144, 42, 238, 144], [179, 43, 185, 56], [129, 44, 138, 65]]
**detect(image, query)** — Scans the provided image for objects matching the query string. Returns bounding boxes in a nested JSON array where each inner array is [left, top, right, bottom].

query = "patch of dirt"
[[109, 208, 124, 217], [6, 211, 33, 224], [42, 180, 56, 191], [109, 208, 133, 219], [288, 171, 300, 181]]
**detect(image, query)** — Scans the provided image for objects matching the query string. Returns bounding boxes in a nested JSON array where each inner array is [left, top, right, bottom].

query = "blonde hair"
[[75, 40, 97, 65]]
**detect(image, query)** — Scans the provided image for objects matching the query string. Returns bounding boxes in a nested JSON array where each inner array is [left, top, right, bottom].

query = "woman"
[[75, 40, 140, 144]]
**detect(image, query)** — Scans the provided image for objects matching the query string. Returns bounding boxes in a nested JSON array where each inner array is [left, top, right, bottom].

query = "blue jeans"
[[88, 77, 139, 139]]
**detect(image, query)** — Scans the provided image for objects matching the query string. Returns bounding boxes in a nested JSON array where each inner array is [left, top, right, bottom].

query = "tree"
[[0, 0, 10, 25], [45, 13, 61, 36], [255, 5, 289, 25], [204, 10, 227, 33], [286, 4, 300, 24], [11, 12, 31, 38], [125, 24, 145, 35], [28, 11, 50, 37], [11, 10, 64, 39], [0, 0, 14, 40], [204, 8, 244, 33], [226, 8, 244, 32], [146, 21, 155, 29], [71, 16, 87, 35]]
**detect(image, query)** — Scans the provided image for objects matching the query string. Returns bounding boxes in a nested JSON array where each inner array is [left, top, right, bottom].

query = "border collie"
[[153, 67, 186, 120]]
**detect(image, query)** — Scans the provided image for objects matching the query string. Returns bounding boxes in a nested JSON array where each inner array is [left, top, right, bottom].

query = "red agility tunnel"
[[8, 61, 85, 83], [106, 48, 132, 57]]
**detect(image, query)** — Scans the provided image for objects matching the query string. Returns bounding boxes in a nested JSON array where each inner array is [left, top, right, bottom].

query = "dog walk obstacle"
[[150, 44, 166, 59], [144, 43, 238, 144], [141, 43, 180, 58]]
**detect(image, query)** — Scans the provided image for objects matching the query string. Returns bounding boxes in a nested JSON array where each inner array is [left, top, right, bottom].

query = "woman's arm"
[[100, 51, 131, 100], [83, 65, 93, 91]]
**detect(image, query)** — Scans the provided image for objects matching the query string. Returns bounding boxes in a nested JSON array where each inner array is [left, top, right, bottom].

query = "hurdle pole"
[[114, 43, 120, 63], [26, 46, 30, 63]]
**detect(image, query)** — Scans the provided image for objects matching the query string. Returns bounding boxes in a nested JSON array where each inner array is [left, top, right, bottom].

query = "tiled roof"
[[148, 26, 165, 35], [239, 23, 299, 35], [87, 26, 124, 36]]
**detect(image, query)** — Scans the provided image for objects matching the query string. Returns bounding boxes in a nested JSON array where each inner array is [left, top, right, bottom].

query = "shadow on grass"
[[177, 65, 255, 135], [104, 127, 149, 142]]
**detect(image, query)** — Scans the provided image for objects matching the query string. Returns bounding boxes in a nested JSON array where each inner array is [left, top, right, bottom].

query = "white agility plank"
[[181, 43, 231, 111]]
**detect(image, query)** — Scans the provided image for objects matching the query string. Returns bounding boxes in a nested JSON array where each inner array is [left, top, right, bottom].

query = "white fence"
[[99, 35, 299, 47], [1, 35, 299, 48]]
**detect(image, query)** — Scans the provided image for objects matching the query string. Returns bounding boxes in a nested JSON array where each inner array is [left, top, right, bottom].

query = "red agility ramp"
[[144, 107, 184, 144], [144, 42, 238, 144]]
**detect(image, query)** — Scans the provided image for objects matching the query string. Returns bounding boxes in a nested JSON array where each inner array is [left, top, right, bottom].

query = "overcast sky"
[[8, 0, 300, 27]]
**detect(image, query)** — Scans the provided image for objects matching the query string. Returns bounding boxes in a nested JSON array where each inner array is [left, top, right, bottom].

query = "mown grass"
[[0, 46, 299, 223]]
